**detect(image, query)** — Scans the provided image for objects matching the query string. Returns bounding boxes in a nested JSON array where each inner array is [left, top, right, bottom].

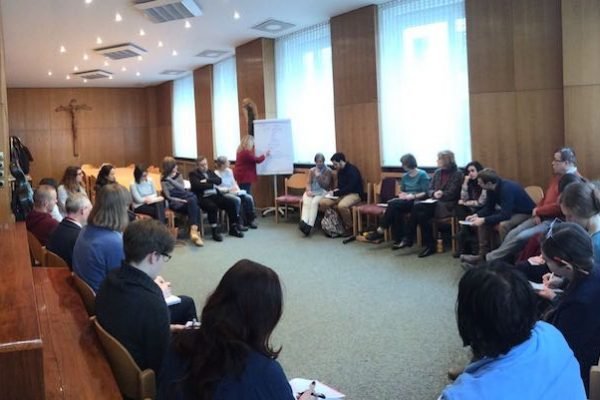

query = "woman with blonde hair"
[[57, 165, 88, 215], [234, 135, 270, 194]]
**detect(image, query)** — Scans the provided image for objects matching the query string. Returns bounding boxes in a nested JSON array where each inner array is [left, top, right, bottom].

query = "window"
[[172, 74, 197, 159], [213, 57, 241, 160], [378, 0, 470, 167], [275, 22, 336, 164]]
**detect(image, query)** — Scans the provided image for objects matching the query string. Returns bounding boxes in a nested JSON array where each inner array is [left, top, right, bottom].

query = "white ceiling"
[[1, 0, 387, 88]]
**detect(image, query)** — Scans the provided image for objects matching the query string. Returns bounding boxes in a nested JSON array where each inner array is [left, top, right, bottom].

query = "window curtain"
[[378, 0, 470, 167], [213, 56, 241, 161], [275, 22, 336, 164], [172, 74, 198, 159]]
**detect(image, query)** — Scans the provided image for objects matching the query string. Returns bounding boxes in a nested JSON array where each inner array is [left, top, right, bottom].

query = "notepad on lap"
[[236, 189, 247, 196], [529, 281, 563, 294], [420, 198, 437, 204], [325, 194, 339, 200], [377, 203, 388, 207], [165, 294, 182, 306], [459, 220, 474, 226], [289, 378, 345, 399]]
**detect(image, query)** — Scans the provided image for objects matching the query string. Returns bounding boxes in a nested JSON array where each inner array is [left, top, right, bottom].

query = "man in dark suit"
[[47, 193, 91, 268]]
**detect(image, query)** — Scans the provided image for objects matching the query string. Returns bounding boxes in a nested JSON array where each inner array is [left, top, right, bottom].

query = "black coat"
[[46, 218, 81, 268]]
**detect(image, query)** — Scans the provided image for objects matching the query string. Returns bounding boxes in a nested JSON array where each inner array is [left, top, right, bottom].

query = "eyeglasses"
[[159, 252, 172, 262]]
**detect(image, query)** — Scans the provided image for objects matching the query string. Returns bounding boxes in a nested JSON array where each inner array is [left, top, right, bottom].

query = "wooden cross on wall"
[[55, 99, 92, 157]]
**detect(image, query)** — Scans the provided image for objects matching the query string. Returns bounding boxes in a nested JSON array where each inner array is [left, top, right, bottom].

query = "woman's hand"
[[458, 199, 465, 205], [434, 190, 443, 199], [542, 273, 563, 289], [265, 150, 271, 157], [537, 285, 557, 301]]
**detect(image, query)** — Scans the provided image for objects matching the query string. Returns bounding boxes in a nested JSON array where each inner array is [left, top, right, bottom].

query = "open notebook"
[[289, 378, 345, 399]]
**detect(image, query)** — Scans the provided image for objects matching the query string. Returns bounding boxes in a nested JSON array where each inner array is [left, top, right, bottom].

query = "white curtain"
[[172, 74, 198, 159], [275, 22, 336, 164], [212, 57, 241, 161], [378, 0, 470, 167]]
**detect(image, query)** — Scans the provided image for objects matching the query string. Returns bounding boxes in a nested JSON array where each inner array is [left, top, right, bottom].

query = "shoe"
[[460, 254, 482, 264], [418, 247, 436, 258], [447, 366, 465, 381], [392, 239, 412, 250], [302, 224, 312, 237], [237, 224, 249, 232], [229, 227, 245, 238], [461, 262, 477, 272], [189, 225, 204, 247], [365, 231, 384, 241], [211, 227, 223, 242], [452, 251, 461, 259], [248, 220, 258, 229]]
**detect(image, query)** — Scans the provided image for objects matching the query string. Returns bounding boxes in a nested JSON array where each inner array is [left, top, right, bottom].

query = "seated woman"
[[130, 164, 166, 224], [57, 166, 88, 216], [95, 163, 116, 193], [299, 152, 333, 236], [537, 222, 600, 395], [215, 156, 258, 229], [160, 156, 204, 246], [454, 161, 486, 257], [404, 150, 463, 257], [368, 153, 430, 246], [173, 259, 296, 399], [440, 264, 585, 400]]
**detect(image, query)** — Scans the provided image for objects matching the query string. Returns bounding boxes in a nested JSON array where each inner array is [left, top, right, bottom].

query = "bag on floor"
[[321, 208, 345, 238]]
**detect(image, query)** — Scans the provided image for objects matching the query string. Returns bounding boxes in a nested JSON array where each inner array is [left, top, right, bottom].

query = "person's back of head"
[[123, 219, 175, 276], [33, 184, 56, 212], [560, 182, 600, 221], [88, 183, 130, 232], [477, 168, 499, 185], [176, 259, 283, 399], [65, 193, 92, 224], [39, 177, 58, 190], [558, 173, 584, 194], [541, 222, 595, 282], [457, 263, 536, 360], [330, 152, 346, 163]]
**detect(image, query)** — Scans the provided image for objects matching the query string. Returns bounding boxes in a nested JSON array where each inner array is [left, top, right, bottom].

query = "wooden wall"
[[0, 3, 10, 223], [194, 65, 214, 163], [466, 0, 564, 186], [146, 81, 172, 168], [562, 0, 600, 178]]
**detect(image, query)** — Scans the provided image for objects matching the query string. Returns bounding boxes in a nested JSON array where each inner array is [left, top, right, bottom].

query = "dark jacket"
[[429, 167, 463, 218], [334, 162, 363, 197], [46, 218, 81, 268], [25, 209, 59, 246], [477, 178, 535, 225], [96, 263, 170, 375], [189, 169, 222, 198]]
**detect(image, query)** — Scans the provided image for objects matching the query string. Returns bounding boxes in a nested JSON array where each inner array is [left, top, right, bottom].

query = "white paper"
[[254, 119, 294, 175], [420, 198, 438, 204], [325, 194, 339, 200], [459, 220, 474, 226], [183, 179, 191, 190], [236, 189, 247, 196], [376, 203, 388, 207], [165, 295, 182, 306], [289, 378, 345, 399], [529, 281, 563, 293]]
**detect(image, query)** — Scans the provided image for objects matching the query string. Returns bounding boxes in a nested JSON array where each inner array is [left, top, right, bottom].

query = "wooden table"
[[33, 267, 121, 399]]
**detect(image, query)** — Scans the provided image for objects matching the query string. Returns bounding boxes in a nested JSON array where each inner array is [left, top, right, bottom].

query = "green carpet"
[[165, 216, 470, 400]]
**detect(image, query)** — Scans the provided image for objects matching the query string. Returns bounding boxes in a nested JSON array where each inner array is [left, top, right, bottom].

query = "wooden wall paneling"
[[194, 65, 214, 162], [469, 92, 520, 180], [155, 81, 173, 162], [564, 85, 600, 179], [262, 39, 276, 119], [146, 86, 160, 166], [562, 0, 600, 86], [0, 2, 10, 223], [513, 0, 563, 90], [465, 0, 515, 94], [515, 89, 564, 186]]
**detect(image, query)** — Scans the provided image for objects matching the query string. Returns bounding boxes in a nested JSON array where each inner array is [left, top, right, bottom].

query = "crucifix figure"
[[55, 98, 92, 157]]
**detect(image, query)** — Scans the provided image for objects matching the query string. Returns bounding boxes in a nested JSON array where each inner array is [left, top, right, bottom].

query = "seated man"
[[189, 156, 244, 241], [319, 152, 363, 235], [95, 219, 197, 393], [440, 264, 585, 399], [26, 184, 59, 245], [46, 193, 92, 268], [484, 147, 579, 263], [461, 168, 535, 267], [215, 155, 257, 229]]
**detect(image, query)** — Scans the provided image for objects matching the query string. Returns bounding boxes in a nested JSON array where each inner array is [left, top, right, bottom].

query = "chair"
[[88, 175, 97, 203], [525, 185, 544, 204], [45, 249, 69, 268], [354, 178, 398, 239], [73, 273, 96, 317], [92, 317, 156, 400], [591, 357, 600, 400], [274, 173, 306, 223], [27, 231, 46, 266], [432, 215, 458, 254]]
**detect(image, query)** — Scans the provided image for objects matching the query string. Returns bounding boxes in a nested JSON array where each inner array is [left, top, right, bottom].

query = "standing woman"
[[174, 259, 295, 399], [299, 153, 333, 236], [130, 164, 166, 224], [57, 166, 88, 216], [234, 135, 270, 194], [160, 157, 203, 247]]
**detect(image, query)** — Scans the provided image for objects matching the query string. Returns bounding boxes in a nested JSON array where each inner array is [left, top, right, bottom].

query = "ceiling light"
[[59, 45, 66, 53], [185, 20, 191, 29], [104, 60, 109, 66], [115, 12, 122, 22], [83, 53, 89, 60], [137, 56, 143, 61], [139, 29, 145, 36], [121, 66, 127, 71], [83, 79, 88, 83], [47, 71, 53, 76], [233, 11, 240, 20], [73, 65, 79, 71], [158, 41, 163, 47], [96, 37, 103, 45], [172, 50, 178, 56], [109, 75, 113, 80], [66, 75, 71, 80], [252, 19, 295, 34], [136, 72, 140, 76], [85, 0, 93, 4]]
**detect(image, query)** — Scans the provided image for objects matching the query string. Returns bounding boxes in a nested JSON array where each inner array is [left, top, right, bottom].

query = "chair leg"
[[357, 211, 363, 234], [275, 202, 279, 223], [451, 218, 457, 254]]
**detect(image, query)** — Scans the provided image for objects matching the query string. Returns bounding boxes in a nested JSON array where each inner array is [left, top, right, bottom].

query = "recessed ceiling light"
[[158, 41, 163, 47], [115, 12, 122, 22], [108, 75, 113, 80], [104, 60, 109, 66], [172, 50, 178, 56], [47, 71, 53, 76], [59, 45, 66, 53], [85, 0, 93, 4], [136, 72, 140, 76], [83, 53, 89, 60], [139, 29, 145, 36], [137, 55, 143, 61], [96, 37, 103, 45], [233, 11, 240, 20], [83, 79, 88, 83], [184, 20, 191, 29], [121, 66, 127, 71], [252, 19, 295, 34], [73, 65, 79, 71], [66, 75, 71, 80]]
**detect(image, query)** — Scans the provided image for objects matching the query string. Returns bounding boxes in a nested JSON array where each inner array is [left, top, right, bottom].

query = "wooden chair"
[[27, 231, 46, 266], [274, 173, 306, 223], [92, 317, 156, 400], [73, 273, 96, 317], [433, 215, 458, 253], [525, 185, 544, 204], [354, 178, 398, 239], [45, 249, 69, 268]]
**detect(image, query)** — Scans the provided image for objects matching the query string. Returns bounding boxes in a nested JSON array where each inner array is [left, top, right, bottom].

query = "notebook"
[[289, 378, 345, 399]]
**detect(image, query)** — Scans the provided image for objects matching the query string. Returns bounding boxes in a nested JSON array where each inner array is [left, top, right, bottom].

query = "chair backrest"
[[45, 249, 69, 268], [525, 185, 544, 205], [27, 231, 46, 266], [92, 317, 156, 400], [285, 173, 307, 194], [591, 359, 600, 400], [73, 273, 96, 317], [373, 178, 399, 204], [88, 175, 97, 203]]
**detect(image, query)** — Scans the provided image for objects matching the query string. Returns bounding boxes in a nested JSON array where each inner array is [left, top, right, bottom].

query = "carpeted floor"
[[165, 215, 471, 400]]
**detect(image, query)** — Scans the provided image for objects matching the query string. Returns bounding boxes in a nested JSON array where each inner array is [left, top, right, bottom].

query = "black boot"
[[229, 225, 245, 238], [302, 223, 312, 236], [212, 227, 223, 242]]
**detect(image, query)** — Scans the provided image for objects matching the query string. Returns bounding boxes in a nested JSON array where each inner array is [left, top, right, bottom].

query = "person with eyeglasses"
[[57, 165, 88, 217], [96, 219, 198, 396], [536, 222, 600, 396]]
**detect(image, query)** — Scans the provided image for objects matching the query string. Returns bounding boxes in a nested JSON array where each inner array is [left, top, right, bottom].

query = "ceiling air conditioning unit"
[[134, 0, 203, 23]]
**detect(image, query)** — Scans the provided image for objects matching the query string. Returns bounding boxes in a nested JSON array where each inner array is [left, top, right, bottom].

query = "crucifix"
[[55, 98, 92, 157]]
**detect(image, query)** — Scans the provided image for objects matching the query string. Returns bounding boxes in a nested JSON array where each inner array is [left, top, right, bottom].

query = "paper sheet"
[[420, 198, 438, 204], [289, 378, 345, 399], [165, 295, 182, 306]]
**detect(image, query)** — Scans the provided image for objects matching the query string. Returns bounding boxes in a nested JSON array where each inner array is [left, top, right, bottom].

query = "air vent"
[[252, 19, 296, 34], [74, 69, 113, 80], [134, 0, 203, 23], [94, 43, 147, 60], [160, 69, 186, 76], [195, 50, 228, 58]]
